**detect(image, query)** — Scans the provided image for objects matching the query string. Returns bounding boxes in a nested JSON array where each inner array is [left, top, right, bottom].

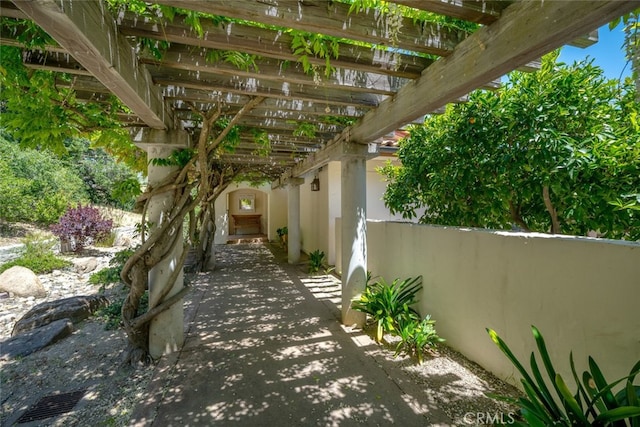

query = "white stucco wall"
[[365, 221, 640, 387], [299, 168, 330, 257], [366, 158, 409, 222]]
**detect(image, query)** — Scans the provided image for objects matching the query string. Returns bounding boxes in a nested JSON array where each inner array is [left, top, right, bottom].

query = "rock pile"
[[0, 251, 121, 340]]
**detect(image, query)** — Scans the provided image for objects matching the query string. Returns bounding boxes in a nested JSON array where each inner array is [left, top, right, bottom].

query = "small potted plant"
[[276, 226, 288, 248]]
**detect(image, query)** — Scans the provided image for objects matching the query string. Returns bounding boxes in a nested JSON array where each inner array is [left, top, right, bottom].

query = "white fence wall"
[[365, 221, 640, 386]]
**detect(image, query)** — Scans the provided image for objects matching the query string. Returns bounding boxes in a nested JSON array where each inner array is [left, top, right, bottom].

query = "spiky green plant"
[[308, 249, 325, 274], [395, 315, 444, 364], [351, 276, 422, 342], [487, 325, 640, 426]]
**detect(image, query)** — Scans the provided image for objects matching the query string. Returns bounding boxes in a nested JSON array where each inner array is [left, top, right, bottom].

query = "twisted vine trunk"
[[119, 97, 264, 366]]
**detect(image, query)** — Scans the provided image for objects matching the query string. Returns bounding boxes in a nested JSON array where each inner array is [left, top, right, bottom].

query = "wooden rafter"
[[139, 46, 403, 96], [118, 14, 431, 79], [151, 71, 384, 108], [150, 0, 467, 56], [14, 0, 171, 129], [331, 0, 640, 146]]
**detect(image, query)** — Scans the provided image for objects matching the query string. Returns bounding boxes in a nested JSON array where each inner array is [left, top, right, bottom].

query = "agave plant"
[[487, 325, 640, 426], [351, 276, 422, 342]]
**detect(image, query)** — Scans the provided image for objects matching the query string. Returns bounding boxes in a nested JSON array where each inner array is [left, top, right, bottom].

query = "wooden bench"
[[232, 214, 261, 234]]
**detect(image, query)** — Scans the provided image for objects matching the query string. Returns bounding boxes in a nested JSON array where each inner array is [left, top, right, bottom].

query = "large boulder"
[[11, 294, 110, 336], [0, 319, 74, 359], [0, 266, 46, 298]]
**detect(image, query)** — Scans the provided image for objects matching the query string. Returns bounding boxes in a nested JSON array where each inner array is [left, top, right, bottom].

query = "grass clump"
[[0, 232, 71, 274]]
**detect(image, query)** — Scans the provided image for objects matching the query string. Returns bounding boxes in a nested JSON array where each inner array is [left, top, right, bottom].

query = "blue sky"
[[557, 24, 631, 81]]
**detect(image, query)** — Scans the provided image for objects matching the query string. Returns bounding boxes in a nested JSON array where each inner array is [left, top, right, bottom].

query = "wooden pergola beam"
[[392, 0, 505, 25], [140, 46, 403, 96], [118, 15, 431, 80], [151, 72, 384, 109], [167, 93, 369, 118], [151, 0, 466, 56], [341, 0, 640, 146], [15, 0, 171, 129]]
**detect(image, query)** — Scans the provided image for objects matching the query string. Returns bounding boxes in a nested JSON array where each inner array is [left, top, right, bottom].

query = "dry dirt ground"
[[0, 223, 521, 426]]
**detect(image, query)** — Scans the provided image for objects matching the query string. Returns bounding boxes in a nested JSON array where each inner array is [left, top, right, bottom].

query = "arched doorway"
[[227, 189, 268, 241]]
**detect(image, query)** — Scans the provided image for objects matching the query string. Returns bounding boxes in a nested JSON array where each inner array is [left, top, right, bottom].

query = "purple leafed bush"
[[50, 204, 113, 253]]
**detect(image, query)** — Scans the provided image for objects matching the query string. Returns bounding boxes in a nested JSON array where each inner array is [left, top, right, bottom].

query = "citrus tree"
[[381, 53, 640, 239]]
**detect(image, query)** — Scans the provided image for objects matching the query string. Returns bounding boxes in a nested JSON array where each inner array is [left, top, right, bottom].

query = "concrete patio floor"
[[131, 243, 453, 426]]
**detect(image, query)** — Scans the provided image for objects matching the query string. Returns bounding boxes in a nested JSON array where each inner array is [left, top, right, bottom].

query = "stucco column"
[[135, 129, 190, 359], [341, 154, 367, 327], [287, 181, 302, 264], [146, 145, 184, 358]]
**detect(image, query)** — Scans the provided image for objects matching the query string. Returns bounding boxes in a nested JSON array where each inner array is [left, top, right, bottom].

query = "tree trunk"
[[121, 261, 150, 366], [509, 200, 531, 232], [542, 185, 561, 234]]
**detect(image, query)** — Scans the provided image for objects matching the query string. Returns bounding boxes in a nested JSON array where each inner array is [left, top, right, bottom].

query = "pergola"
[[1, 0, 638, 358], [2, 1, 636, 174]]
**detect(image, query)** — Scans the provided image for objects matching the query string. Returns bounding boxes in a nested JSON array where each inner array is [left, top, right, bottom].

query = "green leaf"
[[555, 373, 588, 424], [595, 406, 640, 423]]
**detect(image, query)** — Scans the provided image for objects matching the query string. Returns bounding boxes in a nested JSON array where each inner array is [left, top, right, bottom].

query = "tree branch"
[[542, 185, 561, 234]]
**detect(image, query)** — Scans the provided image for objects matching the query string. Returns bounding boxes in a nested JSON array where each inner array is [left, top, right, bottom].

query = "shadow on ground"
[[131, 244, 452, 426]]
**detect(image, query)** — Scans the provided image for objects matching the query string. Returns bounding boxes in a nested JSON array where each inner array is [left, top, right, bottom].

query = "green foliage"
[[206, 49, 259, 72], [215, 119, 242, 152], [90, 129, 147, 174], [0, 233, 71, 274], [308, 249, 325, 274], [488, 326, 640, 426], [351, 276, 422, 342], [382, 53, 640, 239], [251, 129, 271, 156], [89, 248, 134, 288], [346, 0, 478, 33], [292, 122, 317, 139], [395, 315, 444, 364], [0, 135, 88, 225], [149, 148, 196, 168], [64, 138, 142, 209], [0, 46, 128, 156], [0, 17, 56, 49], [111, 177, 143, 210], [97, 291, 148, 330], [290, 32, 339, 80]]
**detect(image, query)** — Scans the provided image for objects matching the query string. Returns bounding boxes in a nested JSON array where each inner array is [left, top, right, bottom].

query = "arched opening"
[[227, 188, 268, 243]]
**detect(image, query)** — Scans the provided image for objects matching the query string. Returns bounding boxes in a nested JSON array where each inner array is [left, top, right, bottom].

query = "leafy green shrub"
[[63, 138, 141, 210], [0, 135, 88, 224], [88, 267, 121, 287], [0, 233, 71, 274], [97, 291, 148, 331], [50, 204, 113, 253], [395, 316, 444, 364], [351, 276, 422, 342], [89, 247, 134, 287], [488, 325, 640, 426], [308, 249, 325, 274]]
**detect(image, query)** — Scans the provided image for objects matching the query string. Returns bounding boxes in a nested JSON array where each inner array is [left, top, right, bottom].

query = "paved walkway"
[[132, 244, 452, 426]]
